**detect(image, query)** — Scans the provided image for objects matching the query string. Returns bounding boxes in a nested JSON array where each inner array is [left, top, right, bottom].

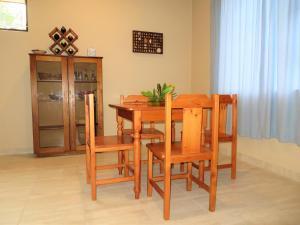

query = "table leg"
[[117, 111, 124, 174], [133, 111, 142, 199]]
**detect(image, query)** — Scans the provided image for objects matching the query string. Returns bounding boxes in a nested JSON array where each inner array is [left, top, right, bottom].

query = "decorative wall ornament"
[[132, 30, 163, 54], [48, 26, 79, 56]]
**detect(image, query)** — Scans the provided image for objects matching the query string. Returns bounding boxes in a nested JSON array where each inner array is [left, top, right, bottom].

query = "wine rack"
[[49, 26, 79, 56]]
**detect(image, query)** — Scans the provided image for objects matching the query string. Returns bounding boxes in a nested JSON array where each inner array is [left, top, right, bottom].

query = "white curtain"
[[212, 0, 300, 145]]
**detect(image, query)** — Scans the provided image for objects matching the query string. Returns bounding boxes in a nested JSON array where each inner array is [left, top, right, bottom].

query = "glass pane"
[[74, 62, 97, 146], [0, 2, 27, 30], [36, 61, 64, 148], [39, 129, 64, 148], [76, 126, 85, 146]]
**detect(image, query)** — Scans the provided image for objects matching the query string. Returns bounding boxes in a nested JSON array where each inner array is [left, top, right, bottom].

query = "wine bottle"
[[61, 26, 66, 34], [68, 49, 74, 55], [54, 33, 60, 40], [55, 48, 61, 54], [67, 36, 74, 42]]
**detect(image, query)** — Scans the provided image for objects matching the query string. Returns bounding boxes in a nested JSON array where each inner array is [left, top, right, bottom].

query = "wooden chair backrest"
[[165, 94, 219, 157], [218, 94, 237, 136], [201, 94, 237, 136], [85, 94, 96, 151], [120, 95, 148, 104]]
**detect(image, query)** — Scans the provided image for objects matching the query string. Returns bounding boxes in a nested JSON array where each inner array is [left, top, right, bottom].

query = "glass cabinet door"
[[31, 56, 69, 154], [68, 57, 103, 151]]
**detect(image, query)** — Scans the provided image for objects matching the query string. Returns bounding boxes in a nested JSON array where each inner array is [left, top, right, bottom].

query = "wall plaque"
[[132, 30, 163, 54]]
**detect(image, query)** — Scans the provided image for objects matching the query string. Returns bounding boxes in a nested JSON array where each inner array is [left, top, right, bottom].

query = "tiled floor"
[[0, 151, 300, 225]]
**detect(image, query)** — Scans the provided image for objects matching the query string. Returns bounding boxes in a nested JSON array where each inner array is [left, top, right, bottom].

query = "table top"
[[109, 103, 183, 122], [109, 103, 165, 111]]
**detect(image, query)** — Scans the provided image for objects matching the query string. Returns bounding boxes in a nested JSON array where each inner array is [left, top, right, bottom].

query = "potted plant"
[[141, 83, 176, 105]]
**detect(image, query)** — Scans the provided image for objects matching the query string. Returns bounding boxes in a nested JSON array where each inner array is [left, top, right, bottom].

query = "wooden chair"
[[85, 94, 135, 200], [146, 94, 220, 220], [192, 94, 237, 179]]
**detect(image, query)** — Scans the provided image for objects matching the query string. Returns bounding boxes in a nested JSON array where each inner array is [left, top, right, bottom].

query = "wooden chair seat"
[[123, 127, 164, 139], [147, 142, 212, 163], [122, 127, 164, 170], [94, 135, 133, 151]]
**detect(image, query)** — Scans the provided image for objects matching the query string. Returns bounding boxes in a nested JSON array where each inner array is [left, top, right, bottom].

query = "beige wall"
[[191, 0, 300, 182], [0, 0, 192, 154], [191, 0, 211, 94]]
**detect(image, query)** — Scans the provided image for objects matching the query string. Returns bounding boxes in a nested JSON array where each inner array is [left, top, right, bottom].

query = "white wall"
[[0, 0, 192, 154]]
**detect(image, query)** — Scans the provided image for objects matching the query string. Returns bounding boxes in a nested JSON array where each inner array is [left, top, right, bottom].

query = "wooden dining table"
[[109, 102, 182, 199]]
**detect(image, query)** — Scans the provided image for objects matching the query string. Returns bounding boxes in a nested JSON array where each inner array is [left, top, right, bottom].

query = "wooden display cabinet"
[[29, 54, 103, 156]]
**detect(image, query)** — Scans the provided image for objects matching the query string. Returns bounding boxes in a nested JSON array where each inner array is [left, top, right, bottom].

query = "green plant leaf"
[[162, 83, 167, 91], [141, 91, 153, 97], [156, 83, 161, 97], [141, 83, 176, 103], [162, 86, 174, 94]]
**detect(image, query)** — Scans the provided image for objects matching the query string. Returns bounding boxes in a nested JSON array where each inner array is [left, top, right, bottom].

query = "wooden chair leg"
[[124, 150, 129, 177], [158, 158, 164, 174], [118, 151, 124, 175], [147, 150, 153, 197], [85, 149, 91, 184], [180, 163, 185, 172], [199, 160, 205, 186], [171, 121, 175, 142], [160, 136, 164, 142], [186, 162, 192, 191], [159, 136, 164, 174], [209, 159, 217, 212], [164, 162, 171, 220], [231, 139, 237, 179], [207, 160, 211, 171], [91, 151, 97, 201]]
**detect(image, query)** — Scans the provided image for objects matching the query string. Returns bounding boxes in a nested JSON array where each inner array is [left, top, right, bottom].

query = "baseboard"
[[0, 148, 32, 155], [220, 150, 300, 183]]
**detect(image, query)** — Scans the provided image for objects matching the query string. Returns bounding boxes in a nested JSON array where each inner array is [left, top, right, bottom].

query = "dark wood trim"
[[61, 57, 70, 152], [29, 53, 103, 59], [68, 56, 76, 151], [97, 58, 104, 135], [29, 54, 39, 154]]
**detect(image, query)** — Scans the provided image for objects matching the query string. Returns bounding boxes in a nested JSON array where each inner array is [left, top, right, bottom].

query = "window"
[[0, 0, 27, 31], [212, 0, 300, 145]]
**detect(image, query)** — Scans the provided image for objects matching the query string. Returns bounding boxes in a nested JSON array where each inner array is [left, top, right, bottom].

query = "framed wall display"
[[132, 30, 163, 54]]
